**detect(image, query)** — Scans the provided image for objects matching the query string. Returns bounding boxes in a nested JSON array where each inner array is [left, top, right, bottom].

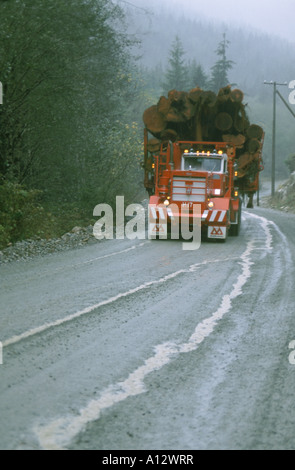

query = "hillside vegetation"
[[126, 3, 295, 179], [264, 154, 295, 213], [1, 0, 295, 248]]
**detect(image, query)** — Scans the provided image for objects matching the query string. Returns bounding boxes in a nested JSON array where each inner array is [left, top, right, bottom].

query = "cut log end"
[[142, 86, 263, 185], [230, 89, 244, 103], [246, 124, 264, 140], [160, 129, 178, 142], [222, 134, 246, 148], [218, 85, 232, 100], [215, 112, 233, 131], [188, 87, 203, 103], [247, 138, 261, 154], [143, 105, 166, 135], [147, 138, 161, 154]]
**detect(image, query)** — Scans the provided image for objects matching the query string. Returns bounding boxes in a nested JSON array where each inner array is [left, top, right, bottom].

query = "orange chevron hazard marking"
[[211, 227, 224, 236]]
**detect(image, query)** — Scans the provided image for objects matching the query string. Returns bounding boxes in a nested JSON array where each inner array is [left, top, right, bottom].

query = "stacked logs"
[[143, 85, 264, 182]]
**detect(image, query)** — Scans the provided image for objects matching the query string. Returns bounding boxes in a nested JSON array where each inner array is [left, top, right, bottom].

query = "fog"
[[115, 0, 295, 178], [122, 0, 295, 44]]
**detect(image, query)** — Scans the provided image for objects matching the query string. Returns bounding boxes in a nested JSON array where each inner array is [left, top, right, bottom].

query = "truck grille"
[[172, 176, 206, 203]]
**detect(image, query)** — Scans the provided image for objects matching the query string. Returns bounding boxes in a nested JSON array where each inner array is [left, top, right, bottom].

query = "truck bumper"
[[148, 205, 229, 240]]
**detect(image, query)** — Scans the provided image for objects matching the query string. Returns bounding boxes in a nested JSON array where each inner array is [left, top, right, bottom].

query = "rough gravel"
[[0, 199, 150, 265], [0, 226, 98, 265]]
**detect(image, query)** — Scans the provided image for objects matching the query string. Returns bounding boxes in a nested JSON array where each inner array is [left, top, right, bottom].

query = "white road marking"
[[178, 240, 254, 354], [35, 212, 275, 450], [45, 242, 148, 274], [35, 342, 178, 450], [0, 242, 148, 288], [2, 257, 239, 348], [244, 212, 273, 252], [78, 242, 147, 266]]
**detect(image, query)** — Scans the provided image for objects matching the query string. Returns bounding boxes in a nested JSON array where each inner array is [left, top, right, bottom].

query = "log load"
[[143, 85, 264, 188]]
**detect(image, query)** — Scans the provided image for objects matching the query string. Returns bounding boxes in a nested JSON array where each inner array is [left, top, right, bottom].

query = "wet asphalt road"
[[0, 207, 295, 450]]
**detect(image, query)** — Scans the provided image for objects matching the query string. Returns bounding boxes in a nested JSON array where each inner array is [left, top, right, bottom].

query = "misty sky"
[[127, 0, 295, 43]]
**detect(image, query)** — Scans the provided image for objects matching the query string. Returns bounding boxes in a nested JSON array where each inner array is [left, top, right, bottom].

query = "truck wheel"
[[230, 222, 239, 236], [230, 200, 242, 236]]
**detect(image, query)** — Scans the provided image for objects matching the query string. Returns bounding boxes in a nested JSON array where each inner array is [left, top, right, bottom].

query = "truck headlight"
[[208, 201, 214, 209]]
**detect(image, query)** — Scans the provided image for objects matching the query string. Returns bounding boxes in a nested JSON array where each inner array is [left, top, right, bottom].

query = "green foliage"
[[0, 180, 101, 248], [0, 0, 139, 201], [210, 33, 235, 92], [0, 181, 47, 248], [150, 33, 235, 95], [0, 0, 148, 249], [130, 6, 295, 180], [78, 119, 144, 210], [285, 154, 295, 174], [188, 60, 209, 90], [270, 173, 295, 213], [162, 36, 188, 93]]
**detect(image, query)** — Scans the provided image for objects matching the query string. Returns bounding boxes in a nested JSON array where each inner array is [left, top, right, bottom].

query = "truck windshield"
[[183, 156, 222, 172]]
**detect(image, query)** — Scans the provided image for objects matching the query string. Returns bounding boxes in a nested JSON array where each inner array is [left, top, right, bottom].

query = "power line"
[[276, 89, 295, 120]]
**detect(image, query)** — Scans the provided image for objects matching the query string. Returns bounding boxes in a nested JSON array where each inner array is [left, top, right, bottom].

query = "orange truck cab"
[[144, 131, 242, 241]]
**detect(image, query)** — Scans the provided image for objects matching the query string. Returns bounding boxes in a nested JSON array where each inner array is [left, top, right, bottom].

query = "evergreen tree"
[[162, 36, 188, 93], [210, 33, 235, 92], [189, 59, 209, 89]]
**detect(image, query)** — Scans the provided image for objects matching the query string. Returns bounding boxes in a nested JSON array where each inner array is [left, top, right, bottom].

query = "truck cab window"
[[183, 156, 222, 172], [184, 157, 202, 171], [203, 158, 222, 172]]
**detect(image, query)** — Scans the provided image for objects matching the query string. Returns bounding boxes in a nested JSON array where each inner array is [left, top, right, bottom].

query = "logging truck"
[[142, 85, 264, 241], [144, 132, 253, 241]]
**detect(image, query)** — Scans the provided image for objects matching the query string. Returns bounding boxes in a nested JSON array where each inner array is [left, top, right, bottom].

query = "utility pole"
[[264, 81, 288, 197]]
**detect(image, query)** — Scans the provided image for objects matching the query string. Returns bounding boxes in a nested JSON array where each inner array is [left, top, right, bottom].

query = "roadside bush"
[[0, 181, 51, 248], [285, 153, 295, 174], [0, 180, 98, 249]]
